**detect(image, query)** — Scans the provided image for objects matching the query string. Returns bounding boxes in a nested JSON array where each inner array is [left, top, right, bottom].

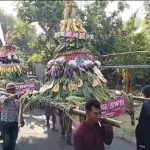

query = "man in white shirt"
[[0, 82, 24, 150]]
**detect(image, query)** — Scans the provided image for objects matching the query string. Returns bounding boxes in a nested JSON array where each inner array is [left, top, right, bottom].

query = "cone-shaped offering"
[[0, 31, 23, 81], [45, 0, 111, 101], [20, 0, 135, 129]]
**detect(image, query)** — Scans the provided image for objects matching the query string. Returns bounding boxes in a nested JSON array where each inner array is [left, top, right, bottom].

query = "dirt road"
[[9, 109, 136, 150]]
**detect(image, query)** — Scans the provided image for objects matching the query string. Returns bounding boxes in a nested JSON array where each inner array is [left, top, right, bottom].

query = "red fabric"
[[101, 97, 127, 118], [73, 121, 113, 150]]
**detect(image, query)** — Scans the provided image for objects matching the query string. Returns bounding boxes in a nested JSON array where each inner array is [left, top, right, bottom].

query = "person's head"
[[5, 82, 16, 94], [85, 98, 101, 124], [142, 84, 150, 98]]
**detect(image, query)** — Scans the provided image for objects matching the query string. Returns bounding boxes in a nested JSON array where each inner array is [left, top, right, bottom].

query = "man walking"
[[136, 84, 150, 150], [73, 98, 113, 150], [44, 105, 57, 131], [0, 82, 24, 150]]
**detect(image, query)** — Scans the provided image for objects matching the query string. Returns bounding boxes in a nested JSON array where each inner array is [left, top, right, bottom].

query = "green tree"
[[16, 1, 63, 45], [103, 13, 150, 92], [83, 1, 129, 56], [15, 1, 64, 63]]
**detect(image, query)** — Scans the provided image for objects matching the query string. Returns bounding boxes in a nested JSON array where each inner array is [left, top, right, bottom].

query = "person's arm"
[[4, 94, 19, 103], [19, 102, 25, 127], [138, 101, 150, 123], [0, 93, 19, 104], [0, 88, 6, 92], [73, 132, 84, 150], [101, 124, 113, 145], [0, 91, 12, 97]]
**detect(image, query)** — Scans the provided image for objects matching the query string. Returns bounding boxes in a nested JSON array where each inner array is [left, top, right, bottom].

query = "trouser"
[[58, 110, 72, 143], [1, 122, 19, 150], [65, 120, 72, 143], [58, 110, 65, 136], [136, 123, 150, 150], [45, 107, 57, 128]]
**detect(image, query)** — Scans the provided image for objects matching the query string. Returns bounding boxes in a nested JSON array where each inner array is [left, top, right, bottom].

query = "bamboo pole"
[[133, 96, 150, 101], [100, 65, 150, 69], [72, 109, 122, 128], [46, 103, 122, 128], [100, 51, 150, 57], [19, 95, 149, 128]]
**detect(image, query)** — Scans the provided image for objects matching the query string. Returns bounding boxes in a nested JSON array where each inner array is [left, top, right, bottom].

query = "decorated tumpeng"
[[45, 0, 109, 101], [20, 0, 135, 140], [0, 31, 25, 82]]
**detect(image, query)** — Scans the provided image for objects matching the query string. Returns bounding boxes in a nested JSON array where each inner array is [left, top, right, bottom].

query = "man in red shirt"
[[73, 98, 113, 150]]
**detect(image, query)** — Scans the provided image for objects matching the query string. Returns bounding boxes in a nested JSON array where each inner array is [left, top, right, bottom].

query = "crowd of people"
[[0, 81, 150, 150]]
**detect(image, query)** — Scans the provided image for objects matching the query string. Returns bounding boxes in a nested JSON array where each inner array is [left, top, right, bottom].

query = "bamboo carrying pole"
[[45, 103, 122, 128], [72, 109, 122, 128], [18, 95, 150, 128], [133, 96, 150, 101], [21, 102, 122, 128]]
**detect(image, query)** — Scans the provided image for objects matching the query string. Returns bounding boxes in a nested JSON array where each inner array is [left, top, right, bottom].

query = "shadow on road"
[[15, 109, 136, 150], [17, 128, 73, 150], [16, 109, 73, 150]]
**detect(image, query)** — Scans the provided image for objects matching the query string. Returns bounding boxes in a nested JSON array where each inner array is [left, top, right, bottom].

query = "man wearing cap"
[[0, 82, 24, 150]]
